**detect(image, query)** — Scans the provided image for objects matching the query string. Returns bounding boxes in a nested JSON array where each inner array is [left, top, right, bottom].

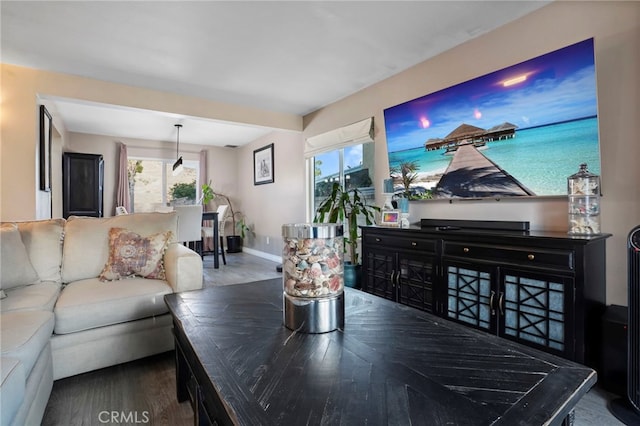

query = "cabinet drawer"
[[364, 233, 437, 253], [443, 242, 574, 271]]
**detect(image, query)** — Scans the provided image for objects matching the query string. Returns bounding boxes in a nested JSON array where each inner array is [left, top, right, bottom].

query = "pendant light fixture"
[[172, 124, 183, 176]]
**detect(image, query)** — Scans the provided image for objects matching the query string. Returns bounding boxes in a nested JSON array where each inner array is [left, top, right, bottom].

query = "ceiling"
[[1, 1, 550, 147]]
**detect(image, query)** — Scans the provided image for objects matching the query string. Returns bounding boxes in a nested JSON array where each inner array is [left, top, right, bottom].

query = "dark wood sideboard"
[[361, 220, 611, 367]]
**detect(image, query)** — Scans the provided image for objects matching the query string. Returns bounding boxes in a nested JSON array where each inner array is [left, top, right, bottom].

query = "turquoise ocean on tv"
[[387, 117, 601, 196]]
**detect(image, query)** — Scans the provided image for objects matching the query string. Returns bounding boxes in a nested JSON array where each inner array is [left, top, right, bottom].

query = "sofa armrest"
[[164, 243, 203, 293], [0, 357, 25, 426]]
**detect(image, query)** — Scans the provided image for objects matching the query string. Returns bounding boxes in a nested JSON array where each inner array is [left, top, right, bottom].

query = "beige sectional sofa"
[[0, 212, 203, 426]]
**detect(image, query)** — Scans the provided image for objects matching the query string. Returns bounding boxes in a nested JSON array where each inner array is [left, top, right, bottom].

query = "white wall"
[[303, 1, 640, 305]]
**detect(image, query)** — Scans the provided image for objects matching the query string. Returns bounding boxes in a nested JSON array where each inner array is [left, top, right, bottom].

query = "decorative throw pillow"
[[1, 223, 40, 289], [99, 227, 172, 281]]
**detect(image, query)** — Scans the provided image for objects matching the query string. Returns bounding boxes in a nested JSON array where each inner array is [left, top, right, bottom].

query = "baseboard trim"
[[242, 248, 281, 264]]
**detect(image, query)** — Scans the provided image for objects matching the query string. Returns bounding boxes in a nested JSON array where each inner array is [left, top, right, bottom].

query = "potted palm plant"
[[314, 182, 379, 288]]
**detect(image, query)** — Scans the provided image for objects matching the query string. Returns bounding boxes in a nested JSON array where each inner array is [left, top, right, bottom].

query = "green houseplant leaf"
[[314, 182, 379, 265], [200, 181, 215, 206]]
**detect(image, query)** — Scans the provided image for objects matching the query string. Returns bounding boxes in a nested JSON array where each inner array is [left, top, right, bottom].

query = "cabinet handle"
[[463, 247, 470, 253], [498, 292, 505, 315], [527, 254, 535, 261], [390, 270, 400, 286], [376, 238, 381, 242], [489, 291, 496, 316], [411, 241, 417, 246]]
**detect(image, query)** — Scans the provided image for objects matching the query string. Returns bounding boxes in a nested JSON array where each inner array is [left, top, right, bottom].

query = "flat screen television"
[[383, 38, 601, 200]]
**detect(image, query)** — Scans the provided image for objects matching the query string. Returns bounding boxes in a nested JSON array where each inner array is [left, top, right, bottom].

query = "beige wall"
[[0, 63, 301, 222], [238, 130, 306, 259], [303, 1, 640, 305], [0, 59, 304, 261], [63, 129, 306, 259]]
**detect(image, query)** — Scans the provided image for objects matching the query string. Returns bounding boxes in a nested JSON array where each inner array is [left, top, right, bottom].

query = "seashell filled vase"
[[282, 223, 345, 333], [567, 163, 601, 235]]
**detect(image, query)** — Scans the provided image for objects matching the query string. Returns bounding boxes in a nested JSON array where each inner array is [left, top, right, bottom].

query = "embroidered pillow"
[[99, 227, 172, 281]]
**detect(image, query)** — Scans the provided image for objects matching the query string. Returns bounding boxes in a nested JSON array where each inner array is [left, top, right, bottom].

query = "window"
[[128, 158, 199, 212], [310, 142, 375, 217], [305, 118, 376, 220]]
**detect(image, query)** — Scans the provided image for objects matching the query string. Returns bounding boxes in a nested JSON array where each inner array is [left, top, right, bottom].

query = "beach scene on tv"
[[383, 38, 601, 200]]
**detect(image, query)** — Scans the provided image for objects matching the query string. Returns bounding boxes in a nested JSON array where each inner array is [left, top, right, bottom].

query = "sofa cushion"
[[0, 357, 25, 426], [16, 219, 65, 283], [99, 228, 171, 281], [61, 213, 178, 283], [0, 224, 40, 289], [54, 277, 172, 335], [0, 282, 61, 313], [0, 310, 55, 378]]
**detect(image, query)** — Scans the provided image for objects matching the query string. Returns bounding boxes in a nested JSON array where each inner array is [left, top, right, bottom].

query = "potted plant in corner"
[[200, 182, 249, 253], [314, 182, 379, 288], [231, 216, 254, 252]]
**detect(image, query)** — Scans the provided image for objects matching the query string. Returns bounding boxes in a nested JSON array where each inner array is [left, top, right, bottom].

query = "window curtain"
[[304, 117, 374, 158], [200, 150, 214, 252], [199, 150, 207, 202], [115, 142, 130, 213]]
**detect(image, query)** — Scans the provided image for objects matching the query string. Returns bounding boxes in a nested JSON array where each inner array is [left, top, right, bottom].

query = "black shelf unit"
[[62, 152, 104, 219]]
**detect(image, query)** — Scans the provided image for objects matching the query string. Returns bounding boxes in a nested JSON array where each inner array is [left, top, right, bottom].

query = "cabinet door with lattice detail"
[[499, 269, 574, 358], [362, 248, 397, 301], [397, 251, 437, 313], [444, 262, 498, 333]]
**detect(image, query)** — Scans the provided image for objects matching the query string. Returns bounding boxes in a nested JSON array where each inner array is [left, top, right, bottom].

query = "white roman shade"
[[304, 117, 374, 158]]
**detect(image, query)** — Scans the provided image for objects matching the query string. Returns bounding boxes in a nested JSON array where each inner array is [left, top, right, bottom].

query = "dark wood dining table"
[[165, 278, 596, 425], [201, 211, 219, 269]]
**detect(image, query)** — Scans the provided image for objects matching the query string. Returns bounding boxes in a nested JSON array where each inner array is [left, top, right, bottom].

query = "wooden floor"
[[42, 252, 626, 425], [43, 352, 192, 426], [202, 250, 281, 286]]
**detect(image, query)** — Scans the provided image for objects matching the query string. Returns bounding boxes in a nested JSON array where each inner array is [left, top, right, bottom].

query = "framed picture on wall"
[[254, 143, 274, 185], [39, 105, 52, 191]]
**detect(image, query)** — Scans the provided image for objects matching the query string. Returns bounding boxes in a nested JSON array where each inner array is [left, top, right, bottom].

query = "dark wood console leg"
[[561, 409, 575, 426], [174, 343, 189, 403]]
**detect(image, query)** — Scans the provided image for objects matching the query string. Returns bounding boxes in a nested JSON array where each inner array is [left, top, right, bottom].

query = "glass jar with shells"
[[567, 163, 601, 235]]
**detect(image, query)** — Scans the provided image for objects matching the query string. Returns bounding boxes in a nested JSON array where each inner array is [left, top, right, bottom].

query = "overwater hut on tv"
[[424, 122, 517, 152]]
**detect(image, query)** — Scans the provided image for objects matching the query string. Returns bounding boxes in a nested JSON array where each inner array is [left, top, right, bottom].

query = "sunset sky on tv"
[[384, 38, 597, 153]]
